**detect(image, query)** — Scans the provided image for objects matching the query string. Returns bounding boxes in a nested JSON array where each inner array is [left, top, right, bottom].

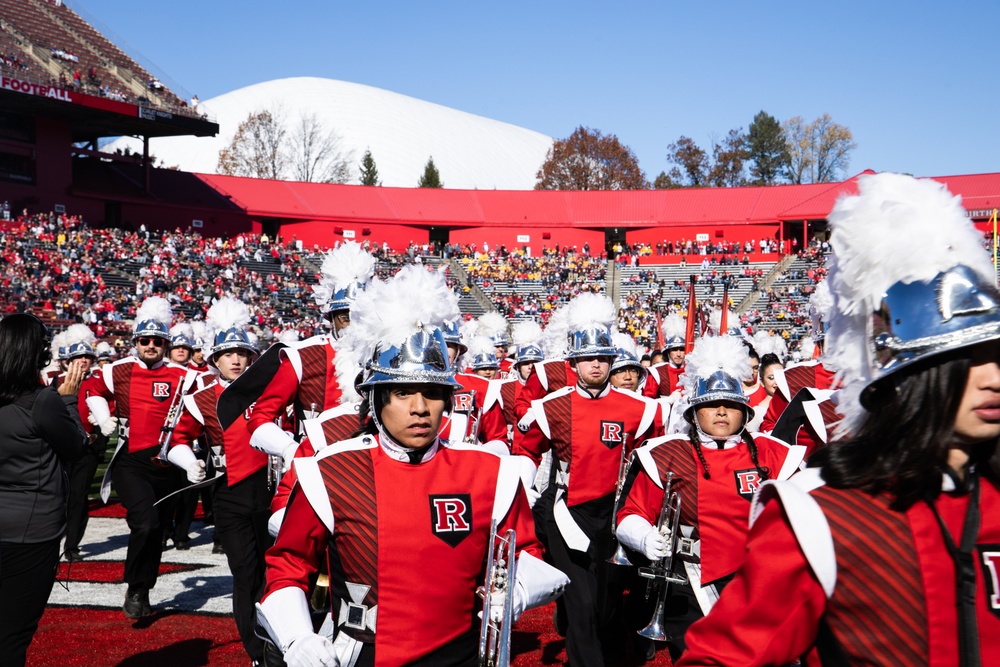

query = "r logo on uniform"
[[429, 494, 473, 547], [733, 468, 762, 501], [599, 421, 625, 449], [452, 392, 475, 414], [979, 545, 1000, 617], [152, 382, 172, 402]]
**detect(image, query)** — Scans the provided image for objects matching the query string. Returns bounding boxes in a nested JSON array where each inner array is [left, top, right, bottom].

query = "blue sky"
[[73, 0, 999, 182]]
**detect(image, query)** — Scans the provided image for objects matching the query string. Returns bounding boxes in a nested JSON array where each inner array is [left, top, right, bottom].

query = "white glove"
[[525, 487, 541, 508], [283, 634, 340, 667], [186, 459, 206, 484], [480, 584, 525, 624], [641, 529, 670, 561], [280, 440, 300, 473], [99, 416, 119, 437]]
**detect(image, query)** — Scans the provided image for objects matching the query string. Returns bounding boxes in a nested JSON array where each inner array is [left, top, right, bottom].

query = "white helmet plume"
[[312, 241, 377, 310], [135, 296, 172, 329], [680, 335, 752, 398], [206, 298, 252, 336], [63, 323, 95, 348]]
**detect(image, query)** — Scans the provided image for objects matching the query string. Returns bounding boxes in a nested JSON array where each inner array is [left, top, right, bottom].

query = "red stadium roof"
[[197, 171, 1000, 228]]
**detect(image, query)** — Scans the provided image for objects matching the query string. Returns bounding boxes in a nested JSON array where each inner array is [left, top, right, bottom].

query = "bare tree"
[[217, 108, 287, 179], [812, 113, 857, 183], [782, 116, 813, 185], [783, 114, 857, 184], [288, 112, 354, 184]]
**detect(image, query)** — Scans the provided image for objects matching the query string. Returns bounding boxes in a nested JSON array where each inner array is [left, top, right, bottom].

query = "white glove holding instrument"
[[283, 634, 340, 667], [617, 514, 670, 561]]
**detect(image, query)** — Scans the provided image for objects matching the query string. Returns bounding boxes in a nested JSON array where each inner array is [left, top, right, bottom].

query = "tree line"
[[535, 111, 857, 190], [218, 106, 855, 191]]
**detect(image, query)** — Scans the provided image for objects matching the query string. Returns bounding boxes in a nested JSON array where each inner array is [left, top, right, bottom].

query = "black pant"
[[111, 447, 182, 592], [64, 434, 109, 553], [544, 494, 618, 667], [215, 468, 273, 664], [0, 540, 60, 667]]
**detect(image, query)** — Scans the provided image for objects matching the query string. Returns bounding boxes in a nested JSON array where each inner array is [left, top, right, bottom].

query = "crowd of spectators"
[[457, 244, 608, 323], [0, 51, 29, 71]]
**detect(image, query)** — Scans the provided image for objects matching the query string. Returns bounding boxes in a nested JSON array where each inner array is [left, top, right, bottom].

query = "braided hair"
[[684, 408, 771, 482]]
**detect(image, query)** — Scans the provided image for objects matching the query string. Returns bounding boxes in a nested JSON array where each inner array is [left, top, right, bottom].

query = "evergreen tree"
[[746, 111, 789, 185], [418, 157, 443, 188], [359, 149, 381, 186]]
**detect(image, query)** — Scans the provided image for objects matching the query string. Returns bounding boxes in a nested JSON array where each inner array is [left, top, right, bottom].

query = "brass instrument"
[[151, 379, 187, 468], [451, 390, 481, 445], [478, 519, 516, 667], [607, 430, 632, 566], [637, 471, 691, 641]]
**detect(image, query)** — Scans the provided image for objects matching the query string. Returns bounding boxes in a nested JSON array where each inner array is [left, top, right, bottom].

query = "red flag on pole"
[[719, 283, 730, 334], [685, 278, 697, 354], [656, 312, 664, 349]]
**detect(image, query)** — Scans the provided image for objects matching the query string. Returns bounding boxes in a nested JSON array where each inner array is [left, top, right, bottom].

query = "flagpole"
[[993, 208, 998, 286]]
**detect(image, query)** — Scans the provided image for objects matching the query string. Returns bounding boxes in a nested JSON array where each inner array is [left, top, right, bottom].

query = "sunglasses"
[[137, 337, 165, 347]]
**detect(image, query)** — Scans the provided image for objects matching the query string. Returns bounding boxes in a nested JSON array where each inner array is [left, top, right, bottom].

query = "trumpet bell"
[[606, 541, 632, 566], [637, 610, 670, 642]]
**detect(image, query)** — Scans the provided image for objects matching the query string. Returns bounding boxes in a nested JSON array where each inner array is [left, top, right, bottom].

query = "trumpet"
[[637, 471, 691, 641], [607, 430, 632, 566], [478, 519, 516, 667], [151, 379, 186, 468]]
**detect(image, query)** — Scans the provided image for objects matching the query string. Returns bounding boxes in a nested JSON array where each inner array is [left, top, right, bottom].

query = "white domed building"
[[105, 77, 553, 190]]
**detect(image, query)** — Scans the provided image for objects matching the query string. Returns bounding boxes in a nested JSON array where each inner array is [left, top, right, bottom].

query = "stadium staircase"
[[734, 253, 797, 313], [618, 260, 775, 312]]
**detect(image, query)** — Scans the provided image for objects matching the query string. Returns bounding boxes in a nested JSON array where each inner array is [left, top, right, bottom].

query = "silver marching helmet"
[[441, 320, 468, 355], [514, 343, 544, 367], [211, 326, 260, 357], [469, 349, 500, 371], [611, 343, 647, 380], [357, 326, 463, 391], [863, 264, 1000, 406], [57, 345, 70, 361], [664, 334, 685, 351], [66, 341, 97, 359], [489, 331, 512, 348], [565, 325, 616, 359], [683, 370, 751, 423], [170, 331, 196, 350], [132, 319, 169, 341], [326, 281, 364, 317]]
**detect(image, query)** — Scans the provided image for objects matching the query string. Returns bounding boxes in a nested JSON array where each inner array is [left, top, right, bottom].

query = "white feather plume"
[[511, 320, 544, 347], [797, 336, 816, 362], [707, 308, 738, 335], [63, 323, 95, 347], [612, 332, 639, 357], [95, 341, 114, 356], [542, 306, 571, 359], [565, 293, 616, 332], [135, 296, 172, 328], [313, 241, 377, 309], [680, 335, 752, 398], [808, 280, 834, 326], [332, 329, 366, 404], [752, 330, 788, 361], [190, 320, 208, 344], [661, 313, 686, 341], [349, 265, 460, 362], [477, 312, 509, 340], [51, 331, 67, 356], [278, 329, 300, 344], [206, 298, 252, 335], [169, 322, 194, 340], [467, 335, 497, 359], [824, 172, 988, 432]]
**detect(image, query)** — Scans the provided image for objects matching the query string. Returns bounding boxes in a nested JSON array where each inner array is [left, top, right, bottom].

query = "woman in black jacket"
[[0, 314, 87, 667]]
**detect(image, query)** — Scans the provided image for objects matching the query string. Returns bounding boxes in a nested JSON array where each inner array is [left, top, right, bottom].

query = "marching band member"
[[61, 325, 112, 562], [257, 265, 568, 667], [513, 305, 574, 421], [515, 293, 659, 667], [168, 322, 196, 366], [643, 313, 687, 399], [678, 172, 1000, 666], [439, 322, 508, 448], [187, 320, 211, 372], [88, 296, 196, 619], [497, 320, 545, 450], [745, 352, 784, 433], [233, 241, 376, 470], [476, 311, 514, 379], [615, 335, 805, 658], [167, 297, 270, 664], [95, 340, 115, 368]]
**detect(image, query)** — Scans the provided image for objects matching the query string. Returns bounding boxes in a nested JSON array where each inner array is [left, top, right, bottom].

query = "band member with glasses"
[[87, 296, 197, 619]]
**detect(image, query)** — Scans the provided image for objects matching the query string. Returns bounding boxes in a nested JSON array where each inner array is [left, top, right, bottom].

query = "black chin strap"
[[927, 467, 981, 667]]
